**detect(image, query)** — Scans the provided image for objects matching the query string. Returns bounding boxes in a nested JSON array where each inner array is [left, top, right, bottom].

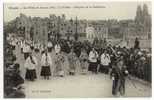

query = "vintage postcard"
[[3, 1, 152, 98]]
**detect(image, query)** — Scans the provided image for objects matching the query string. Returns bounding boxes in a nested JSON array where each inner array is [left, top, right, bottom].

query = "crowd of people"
[[4, 38, 25, 98], [4, 34, 151, 97]]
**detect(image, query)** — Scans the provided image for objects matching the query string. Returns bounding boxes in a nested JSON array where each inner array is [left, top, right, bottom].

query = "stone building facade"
[[6, 4, 151, 45]]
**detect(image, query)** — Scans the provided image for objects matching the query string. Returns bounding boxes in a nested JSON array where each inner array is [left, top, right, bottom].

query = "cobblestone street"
[[13, 45, 152, 98]]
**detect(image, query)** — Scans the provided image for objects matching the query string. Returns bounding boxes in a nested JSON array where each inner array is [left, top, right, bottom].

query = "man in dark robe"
[[134, 37, 140, 49], [110, 56, 129, 96]]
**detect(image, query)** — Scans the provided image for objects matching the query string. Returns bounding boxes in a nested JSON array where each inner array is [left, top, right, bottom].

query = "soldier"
[[40, 50, 52, 80], [88, 48, 99, 74], [24, 52, 38, 81], [110, 55, 129, 96]]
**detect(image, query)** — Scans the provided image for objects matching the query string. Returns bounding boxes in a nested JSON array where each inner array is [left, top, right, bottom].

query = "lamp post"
[[56, 16, 60, 41], [67, 30, 71, 41], [74, 16, 78, 41]]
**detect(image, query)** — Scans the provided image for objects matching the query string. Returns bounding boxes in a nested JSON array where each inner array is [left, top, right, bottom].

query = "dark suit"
[[110, 63, 128, 96]]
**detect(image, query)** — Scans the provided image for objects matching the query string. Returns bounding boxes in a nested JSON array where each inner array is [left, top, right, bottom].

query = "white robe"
[[55, 44, 61, 53], [47, 42, 53, 48], [41, 53, 52, 66], [24, 56, 38, 70], [101, 53, 111, 66], [11, 40, 16, 46], [88, 50, 98, 63], [23, 44, 31, 53]]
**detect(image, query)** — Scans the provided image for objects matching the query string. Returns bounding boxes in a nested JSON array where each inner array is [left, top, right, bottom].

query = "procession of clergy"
[[8, 35, 133, 96], [14, 40, 114, 79]]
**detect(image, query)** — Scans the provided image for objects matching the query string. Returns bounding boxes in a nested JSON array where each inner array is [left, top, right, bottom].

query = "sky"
[[3, 2, 152, 22]]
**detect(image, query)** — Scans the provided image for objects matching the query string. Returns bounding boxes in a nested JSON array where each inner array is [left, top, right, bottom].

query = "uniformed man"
[[110, 55, 129, 96]]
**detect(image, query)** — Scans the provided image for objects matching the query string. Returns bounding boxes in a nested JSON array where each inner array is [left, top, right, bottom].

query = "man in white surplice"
[[24, 52, 38, 81], [100, 50, 111, 74], [40, 50, 53, 79]]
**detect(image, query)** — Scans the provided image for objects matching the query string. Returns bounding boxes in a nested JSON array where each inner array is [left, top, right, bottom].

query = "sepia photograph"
[[3, 1, 152, 98]]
